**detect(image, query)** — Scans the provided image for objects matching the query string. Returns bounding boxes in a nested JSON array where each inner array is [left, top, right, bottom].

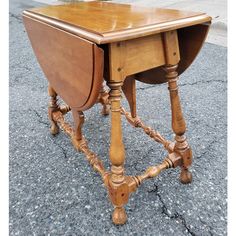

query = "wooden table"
[[23, 1, 211, 225]]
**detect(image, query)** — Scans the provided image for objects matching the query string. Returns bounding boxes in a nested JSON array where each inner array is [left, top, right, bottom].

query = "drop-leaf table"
[[23, 1, 211, 225]]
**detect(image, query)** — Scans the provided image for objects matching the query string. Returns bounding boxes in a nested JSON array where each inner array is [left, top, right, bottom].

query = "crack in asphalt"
[[195, 135, 225, 159], [9, 12, 23, 24], [199, 219, 214, 236], [132, 146, 165, 173], [137, 85, 157, 91], [137, 79, 226, 91], [51, 139, 69, 159], [148, 183, 196, 236], [195, 140, 217, 160], [132, 161, 147, 174], [11, 63, 32, 73], [31, 109, 69, 159], [31, 109, 49, 126], [180, 79, 226, 87]]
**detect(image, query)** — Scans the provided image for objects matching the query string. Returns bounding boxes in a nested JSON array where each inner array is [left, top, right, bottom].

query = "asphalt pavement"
[[9, 0, 227, 235]]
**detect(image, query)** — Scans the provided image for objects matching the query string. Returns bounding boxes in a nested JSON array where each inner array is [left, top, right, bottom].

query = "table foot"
[[97, 83, 110, 116], [112, 207, 127, 225], [50, 123, 59, 135], [101, 104, 110, 116], [48, 85, 60, 135], [180, 168, 192, 184]]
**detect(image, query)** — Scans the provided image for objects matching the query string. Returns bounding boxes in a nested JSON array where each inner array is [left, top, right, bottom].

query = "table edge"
[[23, 10, 212, 44]]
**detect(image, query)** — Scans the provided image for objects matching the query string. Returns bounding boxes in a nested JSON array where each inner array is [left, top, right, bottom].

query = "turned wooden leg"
[[72, 110, 84, 141], [97, 83, 110, 116], [71, 109, 86, 149], [107, 81, 129, 225], [48, 85, 59, 135], [164, 64, 192, 184], [122, 76, 137, 118]]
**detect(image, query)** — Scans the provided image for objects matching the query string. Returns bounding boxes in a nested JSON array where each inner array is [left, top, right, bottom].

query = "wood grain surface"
[[23, 15, 104, 110], [23, 1, 211, 44]]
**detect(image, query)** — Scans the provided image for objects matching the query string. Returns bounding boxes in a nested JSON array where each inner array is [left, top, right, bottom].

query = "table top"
[[23, 1, 211, 44]]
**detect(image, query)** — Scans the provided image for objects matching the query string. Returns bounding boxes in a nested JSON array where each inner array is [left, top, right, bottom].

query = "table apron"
[[108, 31, 180, 80]]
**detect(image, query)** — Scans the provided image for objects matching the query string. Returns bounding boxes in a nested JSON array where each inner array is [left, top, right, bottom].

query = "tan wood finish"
[[122, 77, 136, 118], [23, 15, 104, 111], [135, 23, 211, 84], [23, 1, 211, 44], [23, 1, 211, 226], [116, 34, 165, 77]]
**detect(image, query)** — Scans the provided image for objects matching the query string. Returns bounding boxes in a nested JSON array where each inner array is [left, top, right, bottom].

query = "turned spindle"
[[164, 64, 192, 184], [107, 81, 129, 225], [48, 85, 59, 135], [162, 30, 193, 184], [72, 110, 84, 141], [97, 83, 110, 116]]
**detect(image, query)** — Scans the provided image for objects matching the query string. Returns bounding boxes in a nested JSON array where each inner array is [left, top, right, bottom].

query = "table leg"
[[97, 83, 110, 116], [72, 110, 84, 141], [107, 81, 129, 225], [122, 76, 137, 118], [164, 64, 193, 184], [48, 85, 59, 135]]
